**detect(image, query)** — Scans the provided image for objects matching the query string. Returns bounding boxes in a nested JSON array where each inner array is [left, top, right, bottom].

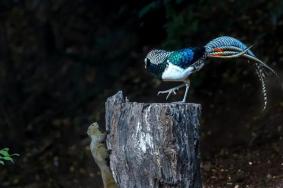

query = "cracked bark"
[[105, 91, 202, 188]]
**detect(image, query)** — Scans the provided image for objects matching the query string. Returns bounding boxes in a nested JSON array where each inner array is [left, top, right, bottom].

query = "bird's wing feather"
[[169, 48, 205, 69]]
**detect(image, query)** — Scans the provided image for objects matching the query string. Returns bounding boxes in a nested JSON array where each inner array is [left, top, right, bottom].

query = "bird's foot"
[[157, 87, 181, 100]]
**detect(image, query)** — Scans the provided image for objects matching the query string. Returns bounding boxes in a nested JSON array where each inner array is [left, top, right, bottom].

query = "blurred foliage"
[[0, 148, 19, 165], [138, 0, 283, 47]]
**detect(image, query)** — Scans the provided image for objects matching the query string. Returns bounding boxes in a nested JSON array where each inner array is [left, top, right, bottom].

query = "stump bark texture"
[[105, 91, 202, 188]]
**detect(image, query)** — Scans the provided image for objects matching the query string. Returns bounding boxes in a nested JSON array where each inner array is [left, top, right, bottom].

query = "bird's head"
[[144, 49, 172, 78]]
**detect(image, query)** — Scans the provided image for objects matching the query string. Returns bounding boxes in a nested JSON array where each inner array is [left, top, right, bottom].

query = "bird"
[[144, 36, 278, 111]]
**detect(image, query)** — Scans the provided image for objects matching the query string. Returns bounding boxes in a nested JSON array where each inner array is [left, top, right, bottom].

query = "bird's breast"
[[161, 63, 188, 81]]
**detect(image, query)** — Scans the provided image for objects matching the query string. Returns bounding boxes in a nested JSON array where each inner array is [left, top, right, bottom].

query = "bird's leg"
[[157, 83, 186, 100], [182, 79, 190, 103]]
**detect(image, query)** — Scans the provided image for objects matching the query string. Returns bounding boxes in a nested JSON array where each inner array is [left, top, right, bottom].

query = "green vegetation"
[[0, 148, 19, 165]]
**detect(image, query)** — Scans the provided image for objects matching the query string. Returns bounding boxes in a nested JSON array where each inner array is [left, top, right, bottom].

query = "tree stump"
[[105, 91, 202, 188]]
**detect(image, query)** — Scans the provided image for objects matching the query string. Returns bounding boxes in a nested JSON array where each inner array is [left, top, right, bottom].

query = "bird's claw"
[[157, 88, 179, 100]]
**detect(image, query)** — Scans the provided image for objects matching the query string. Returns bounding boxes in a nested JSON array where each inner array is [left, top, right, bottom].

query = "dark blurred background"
[[0, 0, 282, 187]]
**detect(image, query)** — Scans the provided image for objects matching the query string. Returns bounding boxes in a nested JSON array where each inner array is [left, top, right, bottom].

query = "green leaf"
[[2, 148, 9, 152], [2, 156, 14, 163], [0, 150, 10, 157], [0, 148, 19, 165]]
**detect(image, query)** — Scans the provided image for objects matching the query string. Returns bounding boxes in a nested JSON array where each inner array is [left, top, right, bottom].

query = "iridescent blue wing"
[[168, 47, 205, 68]]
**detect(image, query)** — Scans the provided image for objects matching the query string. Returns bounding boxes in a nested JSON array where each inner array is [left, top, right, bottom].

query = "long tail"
[[255, 63, 268, 111], [204, 36, 278, 111]]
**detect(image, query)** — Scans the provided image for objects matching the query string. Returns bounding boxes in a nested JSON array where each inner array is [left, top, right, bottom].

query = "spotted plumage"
[[145, 50, 172, 78], [144, 36, 278, 111]]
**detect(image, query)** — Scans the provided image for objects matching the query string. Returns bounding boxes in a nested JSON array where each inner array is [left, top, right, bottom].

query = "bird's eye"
[[144, 58, 150, 69]]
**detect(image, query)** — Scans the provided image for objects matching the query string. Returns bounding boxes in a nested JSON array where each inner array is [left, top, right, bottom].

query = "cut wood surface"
[[105, 91, 202, 188]]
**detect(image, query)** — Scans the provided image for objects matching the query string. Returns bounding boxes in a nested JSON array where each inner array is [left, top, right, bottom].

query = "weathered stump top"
[[105, 91, 202, 188]]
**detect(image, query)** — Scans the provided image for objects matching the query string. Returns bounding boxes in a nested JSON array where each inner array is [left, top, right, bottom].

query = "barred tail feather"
[[205, 36, 255, 55], [204, 36, 277, 110], [204, 36, 278, 76], [255, 63, 268, 111]]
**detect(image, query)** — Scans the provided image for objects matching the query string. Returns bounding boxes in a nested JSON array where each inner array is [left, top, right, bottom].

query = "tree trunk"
[[105, 91, 202, 188]]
